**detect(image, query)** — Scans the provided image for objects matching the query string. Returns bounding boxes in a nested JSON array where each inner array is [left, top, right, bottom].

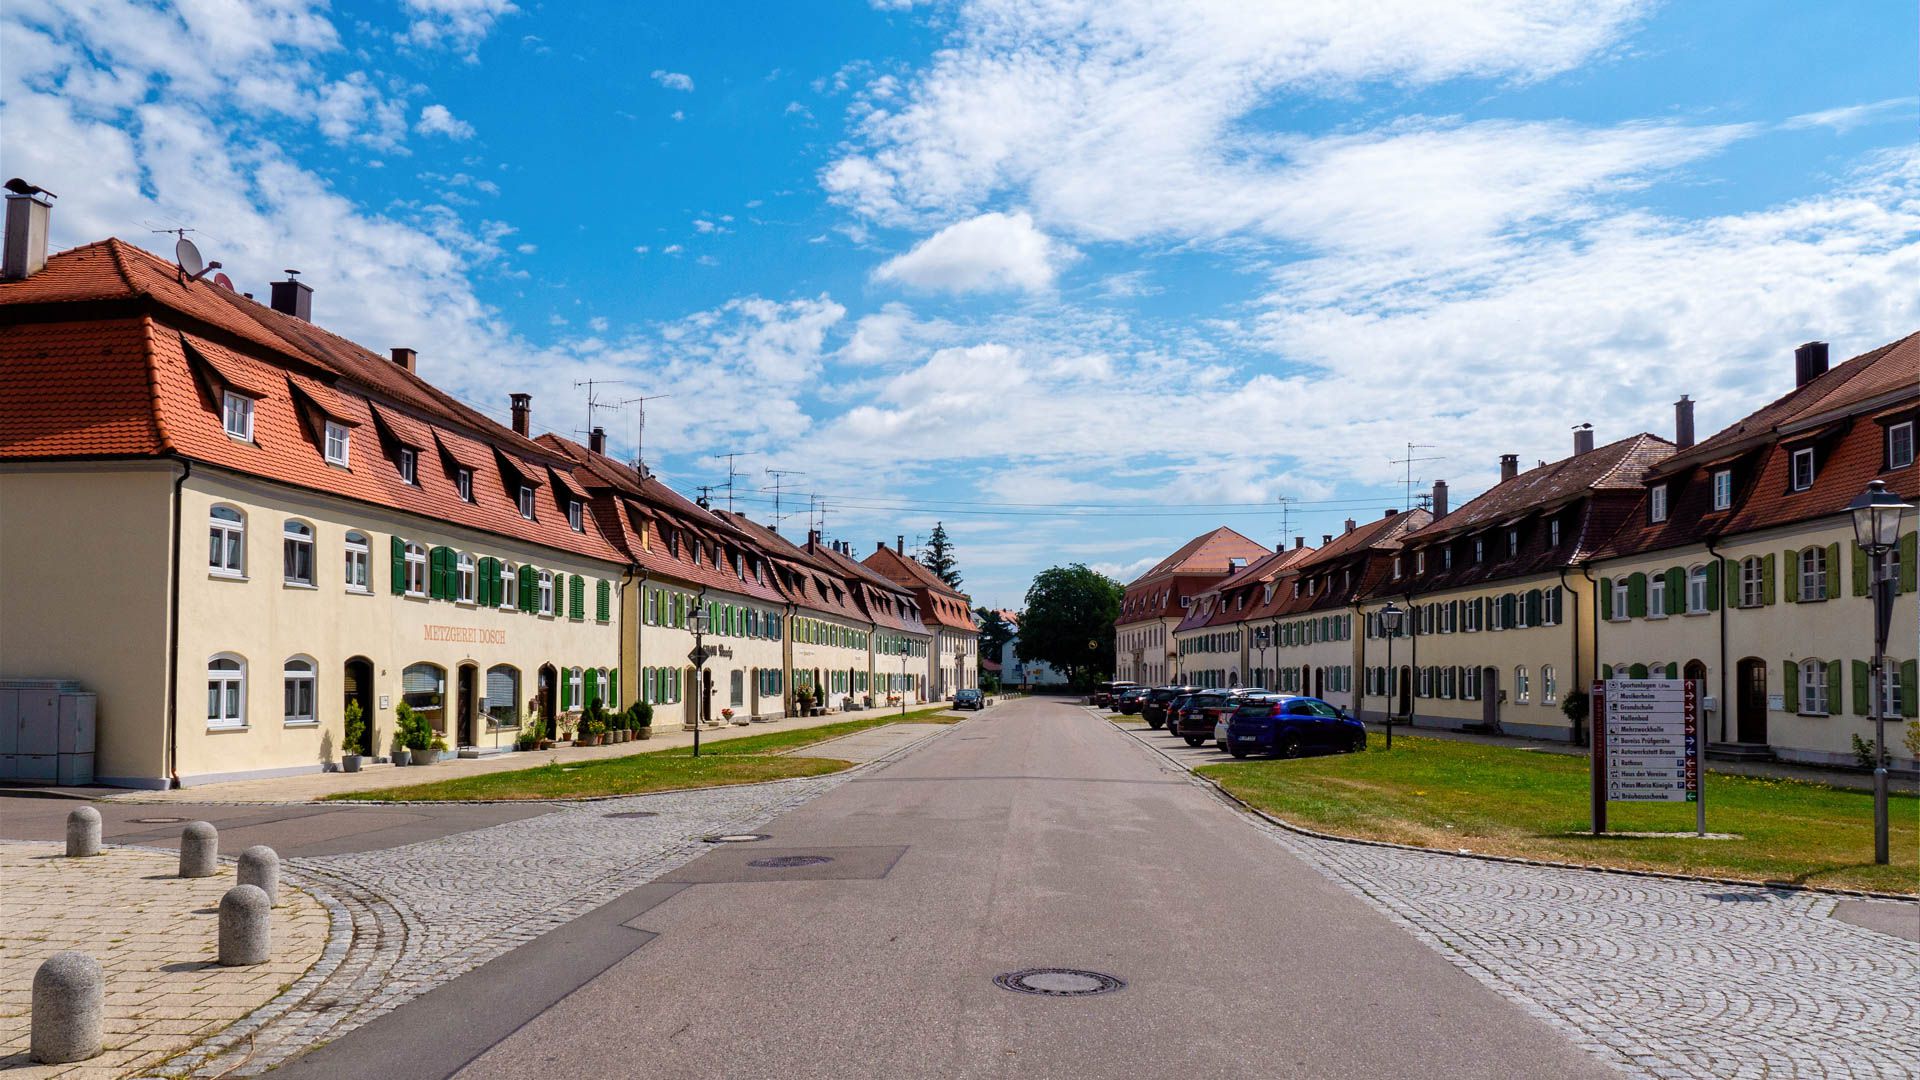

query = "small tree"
[[395, 703, 433, 752], [1018, 564, 1122, 690], [975, 607, 1014, 666], [343, 700, 367, 756], [920, 522, 963, 589]]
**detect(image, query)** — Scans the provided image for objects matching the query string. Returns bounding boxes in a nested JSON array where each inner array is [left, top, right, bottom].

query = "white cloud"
[[415, 103, 475, 140], [1783, 97, 1916, 134], [400, 0, 517, 56], [651, 69, 695, 92], [663, 243, 684, 254], [671, 110, 685, 122], [872, 211, 1075, 293]]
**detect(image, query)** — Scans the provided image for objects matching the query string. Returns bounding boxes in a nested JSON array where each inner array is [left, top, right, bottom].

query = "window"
[[518, 485, 536, 520], [1541, 664, 1558, 705], [222, 392, 255, 440], [1508, 529, 1519, 557], [1649, 484, 1668, 523], [282, 520, 314, 585], [402, 663, 447, 733], [1891, 422, 1916, 470], [344, 531, 370, 592], [486, 665, 521, 726], [324, 421, 350, 466], [568, 500, 584, 532], [1687, 565, 1710, 613], [283, 657, 316, 725], [456, 552, 475, 603], [568, 667, 584, 711], [1740, 556, 1764, 607], [1611, 579, 1630, 621], [1392, 556, 1403, 579], [1515, 665, 1530, 704], [1474, 538, 1484, 563], [1713, 470, 1733, 511], [207, 655, 246, 729], [1799, 546, 1826, 601], [1799, 658, 1828, 715], [1879, 665, 1903, 718], [1415, 551, 1425, 574], [1443, 547, 1454, 570], [499, 561, 517, 609], [1648, 573, 1666, 618], [1550, 518, 1561, 547], [404, 542, 428, 596], [455, 468, 473, 502], [538, 570, 555, 615], [398, 446, 417, 485], [209, 505, 245, 576], [1790, 447, 1814, 492]]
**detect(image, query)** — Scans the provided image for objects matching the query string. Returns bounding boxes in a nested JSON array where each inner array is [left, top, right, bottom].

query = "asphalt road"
[[281, 696, 1614, 1079]]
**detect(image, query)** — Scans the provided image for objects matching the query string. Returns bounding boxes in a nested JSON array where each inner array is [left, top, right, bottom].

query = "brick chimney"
[[1322, 533, 1333, 546], [270, 272, 312, 321], [1432, 480, 1449, 519], [1293, 536, 1305, 549], [1674, 395, 1695, 449], [1794, 341, 1829, 386], [1383, 508, 1399, 518], [808, 528, 822, 550], [896, 535, 905, 554], [510, 393, 531, 436], [1499, 454, 1519, 483], [390, 347, 416, 373], [1573, 423, 1595, 456], [2, 183, 52, 280], [589, 426, 606, 455]]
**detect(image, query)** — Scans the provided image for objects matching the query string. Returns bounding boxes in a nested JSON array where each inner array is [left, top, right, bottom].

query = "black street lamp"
[[687, 601, 711, 758], [1379, 602, 1405, 750], [1848, 479, 1912, 865]]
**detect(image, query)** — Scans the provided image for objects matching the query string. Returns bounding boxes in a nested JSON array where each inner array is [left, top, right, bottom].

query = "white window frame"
[[518, 485, 536, 520], [1790, 447, 1814, 492], [455, 467, 473, 502], [398, 446, 417, 485], [1392, 557, 1402, 579], [1549, 519, 1561, 547], [1474, 538, 1484, 563], [1879, 665, 1903, 718], [1686, 565, 1710, 613], [456, 552, 476, 604], [344, 531, 370, 593], [568, 500, 584, 532], [1515, 665, 1530, 704], [282, 519, 314, 587], [1712, 470, 1733, 511], [1889, 421, 1916, 470], [1799, 658, 1828, 716], [404, 542, 428, 597], [324, 421, 350, 467], [538, 570, 555, 616], [1542, 664, 1558, 704], [1612, 579, 1630, 621], [222, 391, 255, 441], [1740, 556, 1763, 607], [207, 654, 247, 729], [1649, 484, 1668, 523], [1648, 574, 1666, 619], [568, 667, 584, 710], [499, 561, 517, 609], [1799, 546, 1826, 601], [209, 505, 246, 577], [283, 656, 317, 726], [1508, 529, 1519, 557]]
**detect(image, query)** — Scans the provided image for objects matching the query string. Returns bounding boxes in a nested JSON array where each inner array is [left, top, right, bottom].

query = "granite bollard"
[[218, 884, 271, 966], [236, 845, 280, 907], [64, 806, 101, 858], [178, 821, 218, 878], [30, 951, 103, 1064]]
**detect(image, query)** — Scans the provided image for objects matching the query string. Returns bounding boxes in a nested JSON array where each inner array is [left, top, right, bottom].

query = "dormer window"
[[517, 485, 535, 520], [1508, 529, 1519, 556], [397, 447, 417, 485], [222, 392, 255, 441], [1712, 470, 1733, 510], [323, 421, 350, 466], [1443, 547, 1454, 570], [1392, 556, 1403, 579], [455, 468, 473, 502], [1790, 447, 1815, 491], [1550, 518, 1562, 547], [1649, 484, 1668, 523], [1473, 538, 1484, 563], [1889, 421, 1915, 470], [567, 500, 584, 532], [1415, 551, 1425, 574]]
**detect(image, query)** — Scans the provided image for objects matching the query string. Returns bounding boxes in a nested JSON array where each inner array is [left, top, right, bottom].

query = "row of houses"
[[1116, 334, 1919, 768], [0, 194, 977, 789]]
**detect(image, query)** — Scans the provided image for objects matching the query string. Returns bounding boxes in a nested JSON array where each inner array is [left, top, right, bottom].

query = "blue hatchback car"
[[1224, 695, 1366, 759]]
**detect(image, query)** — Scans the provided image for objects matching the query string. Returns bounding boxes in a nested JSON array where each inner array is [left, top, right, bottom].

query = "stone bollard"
[[178, 821, 218, 878], [30, 951, 103, 1064], [236, 845, 280, 907], [218, 884, 271, 967], [64, 806, 101, 858]]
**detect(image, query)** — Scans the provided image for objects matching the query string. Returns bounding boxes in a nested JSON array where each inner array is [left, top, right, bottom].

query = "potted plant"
[[627, 701, 654, 740], [342, 700, 367, 773], [515, 712, 543, 752], [389, 728, 411, 767], [425, 733, 447, 763], [395, 703, 436, 764]]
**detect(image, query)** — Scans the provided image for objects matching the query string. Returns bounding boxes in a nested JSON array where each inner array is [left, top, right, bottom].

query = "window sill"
[[207, 724, 249, 733], [1647, 613, 1667, 621], [1796, 711, 1831, 719], [284, 720, 319, 728], [209, 571, 248, 582], [346, 586, 372, 596], [1683, 610, 1712, 618], [284, 581, 317, 591], [404, 592, 428, 600]]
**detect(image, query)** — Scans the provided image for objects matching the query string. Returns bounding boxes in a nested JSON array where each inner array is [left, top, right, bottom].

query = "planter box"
[[636, 728, 654, 740], [413, 750, 439, 765], [341, 755, 363, 773], [391, 750, 411, 767]]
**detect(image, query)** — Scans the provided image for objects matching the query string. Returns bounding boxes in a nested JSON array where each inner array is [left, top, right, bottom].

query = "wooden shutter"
[[478, 558, 496, 606], [1853, 659, 1870, 716], [1824, 543, 1841, 599], [597, 579, 611, 622], [427, 547, 443, 599], [391, 536, 407, 594], [1782, 549, 1798, 603], [1902, 532, 1918, 593], [1665, 663, 1678, 680], [560, 669, 571, 711], [1665, 567, 1685, 615], [572, 575, 585, 619], [1853, 542, 1870, 597], [584, 669, 598, 708], [1705, 560, 1721, 612], [1903, 659, 1918, 718], [608, 670, 619, 709], [519, 566, 537, 612], [1599, 578, 1613, 620], [1761, 553, 1776, 605], [1782, 660, 1798, 712], [1628, 663, 1649, 679], [1627, 574, 1647, 618], [1827, 659, 1843, 709]]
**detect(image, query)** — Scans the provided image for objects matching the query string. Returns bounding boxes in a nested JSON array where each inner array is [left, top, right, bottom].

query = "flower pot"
[[341, 754, 363, 773], [537, 739, 554, 750], [391, 749, 411, 767], [637, 728, 653, 740], [413, 749, 437, 765]]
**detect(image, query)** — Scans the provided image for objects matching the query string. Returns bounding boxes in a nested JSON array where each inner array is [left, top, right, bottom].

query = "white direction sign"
[[1594, 678, 1699, 805]]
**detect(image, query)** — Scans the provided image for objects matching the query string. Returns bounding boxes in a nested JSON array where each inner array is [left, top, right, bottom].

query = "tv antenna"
[[1275, 495, 1294, 550], [1389, 442, 1443, 512], [710, 451, 756, 513], [764, 469, 805, 534], [695, 484, 716, 510], [572, 379, 670, 470], [155, 227, 221, 283]]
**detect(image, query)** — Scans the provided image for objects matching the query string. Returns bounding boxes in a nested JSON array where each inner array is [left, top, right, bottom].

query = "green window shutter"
[[1782, 550, 1798, 603], [1902, 532, 1918, 593], [1782, 660, 1798, 712], [1602, 664, 1615, 680], [560, 670, 572, 711], [391, 536, 407, 594], [1599, 578, 1613, 620], [519, 566, 537, 612], [1665, 568, 1684, 615], [1628, 663, 1649, 679], [1705, 561, 1721, 612], [1665, 662, 1678, 680], [597, 579, 610, 622], [608, 670, 619, 709], [1627, 573, 1647, 618], [574, 576, 586, 619], [1762, 553, 1776, 605], [1825, 543, 1841, 599], [475, 557, 490, 605], [427, 547, 443, 599], [1902, 660, 1918, 718], [1853, 660, 1870, 716], [1828, 659, 1843, 707], [1852, 543, 1869, 597], [584, 669, 598, 708]]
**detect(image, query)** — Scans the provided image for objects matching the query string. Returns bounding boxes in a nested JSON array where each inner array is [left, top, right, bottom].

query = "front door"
[[343, 657, 375, 754], [537, 665, 557, 729], [1482, 666, 1500, 731], [456, 664, 477, 747], [1397, 665, 1412, 719], [1736, 658, 1768, 744]]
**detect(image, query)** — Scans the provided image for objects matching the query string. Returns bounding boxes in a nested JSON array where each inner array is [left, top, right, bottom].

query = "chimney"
[[1344, 518, 1357, 534], [1499, 453, 1519, 483], [1573, 423, 1595, 457], [1794, 341, 1829, 387], [390, 347, 416, 373], [1383, 508, 1399, 518], [1322, 533, 1333, 546], [589, 426, 606, 455], [1674, 395, 1695, 450], [269, 272, 312, 321], [1432, 480, 1450, 519], [877, 540, 888, 554], [510, 393, 531, 436], [808, 528, 821, 550], [2, 184, 52, 280], [896, 535, 905, 554], [1293, 536, 1305, 550]]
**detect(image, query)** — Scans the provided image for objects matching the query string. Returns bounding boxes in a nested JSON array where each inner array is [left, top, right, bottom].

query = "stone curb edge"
[[1101, 708, 1918, 905]]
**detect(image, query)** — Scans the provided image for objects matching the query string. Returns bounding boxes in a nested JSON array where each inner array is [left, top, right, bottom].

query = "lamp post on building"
[[1379, 602, 1405, 750], [1254, 626, 1270, 690], [901, 644, 910, 718], [687, 601, 712, 758], [1848, 479, 1912, 865]]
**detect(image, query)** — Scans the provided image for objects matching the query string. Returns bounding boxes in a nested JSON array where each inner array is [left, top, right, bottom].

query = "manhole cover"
[[702, 833, 770, 843], [603, 811, 659, 819], [130, 817, 187, 824], [994, 968, 1125, 997], [747, 855, 834, 868]]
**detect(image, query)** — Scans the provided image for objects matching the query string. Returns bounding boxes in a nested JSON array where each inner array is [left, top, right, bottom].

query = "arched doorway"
[[701, 668, 715, 725], [1313, 667, 1324, 698], [1481, 666, 1501, 733], [536, 664, 557, 730], [343, 657, 374, 754], [455, 663, 478, 748], [1736, 658, 1768, 745]]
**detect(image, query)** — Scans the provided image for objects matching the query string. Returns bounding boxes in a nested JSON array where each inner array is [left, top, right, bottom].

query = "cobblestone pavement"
[[0, 844, 328, 1079], [1115, 720, 1920, 1080], [165, 723, 953, 1077]]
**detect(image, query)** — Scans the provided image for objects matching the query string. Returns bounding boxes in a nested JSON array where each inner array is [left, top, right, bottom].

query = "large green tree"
[[1016, 564, 1122, 690], [920, 521, 962, 589], [974, 606, 1014, 665]]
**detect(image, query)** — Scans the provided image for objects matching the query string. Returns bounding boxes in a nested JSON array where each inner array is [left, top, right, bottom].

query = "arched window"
[[499, 561, 518, 609], [283, 519, 314, 585], [1515, 665, 1530, 703], [1739, 556, 1765, 607], [283, 656, 316, 725], [209, 505, 245, 576], [1687, 565, 1710, 613], [1799, 658, 1828, 715], [403, 663, 447, 732], [1541, 665, 1558, 705], [404, 543, 428, 596], [568, 666, 584, 710], [344, 531, 371, 592], [1799, 547, 1827, 600], [208, 654, 246, 728], [456, 552, 476, 603], [486, 664, 521, 726], [538, 571, 555, 616]]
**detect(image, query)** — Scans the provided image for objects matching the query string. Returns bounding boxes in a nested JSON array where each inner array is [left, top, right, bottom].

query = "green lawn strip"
[[1196, 733, 1918, 895], [327, 706, 960, 802]]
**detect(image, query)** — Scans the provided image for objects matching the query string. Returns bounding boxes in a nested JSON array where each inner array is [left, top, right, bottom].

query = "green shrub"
[[396, 703, 434, 752], [343, 700, 367, 756]]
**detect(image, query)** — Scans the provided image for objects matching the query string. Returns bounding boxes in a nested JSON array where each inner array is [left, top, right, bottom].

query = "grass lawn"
[[328, 707, 960, 802], [1197, 734, 1919, 894]]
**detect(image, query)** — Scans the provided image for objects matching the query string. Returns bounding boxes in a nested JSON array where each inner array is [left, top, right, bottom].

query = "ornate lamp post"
[[687, 601, 712, 757], [1379, 602, 1405, 750], [1848, 479, 1912, 864], [1254, 625, 1271, 690]]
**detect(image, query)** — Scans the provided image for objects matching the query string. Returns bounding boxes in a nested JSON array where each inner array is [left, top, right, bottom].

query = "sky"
[[4, 0, 1918, 609]]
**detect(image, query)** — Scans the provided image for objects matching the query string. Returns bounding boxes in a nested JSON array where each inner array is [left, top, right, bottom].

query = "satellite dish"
[[175, 237, 204, 277], [213, 272, 235, 291]]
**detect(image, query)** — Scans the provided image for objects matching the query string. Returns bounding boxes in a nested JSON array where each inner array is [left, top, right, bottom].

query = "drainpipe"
[[1575, 563, 1595, 746], [165, 459, 192, 788], [622, 566, 641, 711], [1705, 538, 1728, 745]]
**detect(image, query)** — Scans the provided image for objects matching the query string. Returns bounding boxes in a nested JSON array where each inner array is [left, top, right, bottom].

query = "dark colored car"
[[1225, 696, 1367, 758], [1160, 693, 1199, 733], [1115, 686, 1151, 714], [1175, 689, 1265, 747], [1092, 681, 1138, 708], [954, 689, 985, 710], [1142, 685, 1199, 729]]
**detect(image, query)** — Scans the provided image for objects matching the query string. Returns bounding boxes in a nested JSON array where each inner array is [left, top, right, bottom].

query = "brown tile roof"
[[861, 545, 976, 632], [1118, 526, 1277, 626]]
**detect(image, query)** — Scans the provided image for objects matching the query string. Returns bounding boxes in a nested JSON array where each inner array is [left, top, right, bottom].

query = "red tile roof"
[[1118, 527, 1278, 626], [861, 545, 976, 632]]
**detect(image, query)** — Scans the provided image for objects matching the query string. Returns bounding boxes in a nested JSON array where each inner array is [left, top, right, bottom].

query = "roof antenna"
[[154, 227, 221, 283]]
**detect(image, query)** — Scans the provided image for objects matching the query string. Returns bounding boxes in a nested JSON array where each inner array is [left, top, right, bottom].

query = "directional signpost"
[[1590, 678, 1703, 836]]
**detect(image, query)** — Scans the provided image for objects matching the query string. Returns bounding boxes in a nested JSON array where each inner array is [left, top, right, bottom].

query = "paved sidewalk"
[[0, 843, 328, 1078]]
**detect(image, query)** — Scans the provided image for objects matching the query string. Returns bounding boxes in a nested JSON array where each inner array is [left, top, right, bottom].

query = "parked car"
[[1174, 688, 1266, 747], [1092, 680, 1138, 708], [1160, 693, 1199, 734], [1210, 688, 1270, 749], [954, 689, 985, 710], [1142, 685, 1199, 729], [1115, 686, 1151, 714], [1224, 696, 1367, 758]]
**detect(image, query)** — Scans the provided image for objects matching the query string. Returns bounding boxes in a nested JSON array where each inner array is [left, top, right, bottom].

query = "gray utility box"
[[0, 679, 96, 785]]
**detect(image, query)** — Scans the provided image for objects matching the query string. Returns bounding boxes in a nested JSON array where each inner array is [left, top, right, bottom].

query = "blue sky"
[[5, 0, 1918, 607]]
